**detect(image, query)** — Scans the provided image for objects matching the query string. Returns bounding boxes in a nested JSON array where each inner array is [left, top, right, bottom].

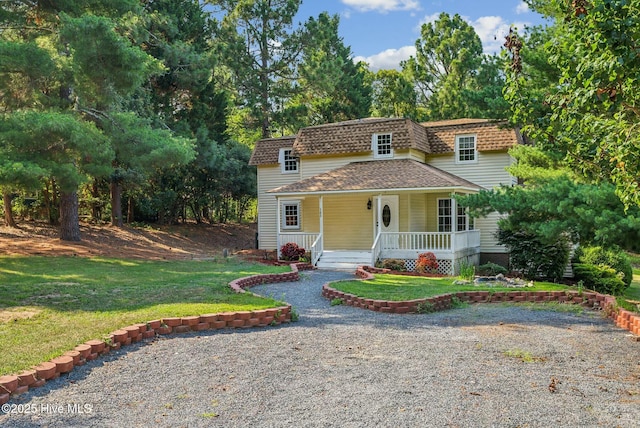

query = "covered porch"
[[270, 160, 483, 274]]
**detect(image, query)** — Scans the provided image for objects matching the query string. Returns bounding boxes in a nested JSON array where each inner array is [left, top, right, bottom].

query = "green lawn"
[[0, 256, 289, 376], [330, 274, 569, 301]]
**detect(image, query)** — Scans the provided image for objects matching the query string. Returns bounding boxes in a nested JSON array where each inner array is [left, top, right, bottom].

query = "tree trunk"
[[44, 179, 59, 225], [2, 191, 17, 227], [59, 191, 81, 241], [91, 180, 100, 221], [127, 195, 134, 224], [110, 180, 123, 227]]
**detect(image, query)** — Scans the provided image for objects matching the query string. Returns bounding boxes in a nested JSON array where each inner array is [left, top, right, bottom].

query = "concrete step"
[[316, 251, 371, 270]]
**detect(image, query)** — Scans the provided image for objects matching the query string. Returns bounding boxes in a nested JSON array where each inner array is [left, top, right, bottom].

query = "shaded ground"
[[0, 221, 262, 260]]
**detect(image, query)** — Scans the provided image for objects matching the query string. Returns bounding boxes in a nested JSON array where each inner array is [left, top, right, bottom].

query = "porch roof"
[[267, 159, 483, 196]]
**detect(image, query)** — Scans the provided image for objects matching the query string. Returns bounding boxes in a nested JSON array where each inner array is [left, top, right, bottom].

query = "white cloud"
[[468, 16, 530, 54], [353, 45, 416, 71], [417, 12, 440, 29], [341, 0, 420, 13], [516, 2, 530, 14]]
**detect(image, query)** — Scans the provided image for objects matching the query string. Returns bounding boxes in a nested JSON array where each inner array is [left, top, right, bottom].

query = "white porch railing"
[[278, 233, 321, 262], [453, 230, 481, 251], [378, 231, 480, 252], [311, 233, 323, 266], [371, 233, 382, 267]]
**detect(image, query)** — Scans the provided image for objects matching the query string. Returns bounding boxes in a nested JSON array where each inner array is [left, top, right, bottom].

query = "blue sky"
[[295, 0, 547, 70]]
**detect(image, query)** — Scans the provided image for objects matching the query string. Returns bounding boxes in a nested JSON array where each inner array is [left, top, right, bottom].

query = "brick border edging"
[[0, 262, 314, 405], [321, 266, 640, 337]]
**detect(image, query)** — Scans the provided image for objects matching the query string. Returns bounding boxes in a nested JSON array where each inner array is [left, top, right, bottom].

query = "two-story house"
[[248, 117, 522, 273]]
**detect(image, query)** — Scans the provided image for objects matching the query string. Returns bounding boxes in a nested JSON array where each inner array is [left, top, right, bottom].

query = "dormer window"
[[279, 148, 298, 174], [372, 133, 393, 158], [456, 135, 477, 163]]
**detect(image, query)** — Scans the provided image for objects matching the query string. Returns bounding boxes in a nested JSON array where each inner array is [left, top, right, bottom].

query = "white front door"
[[375, 195, 399, 234]]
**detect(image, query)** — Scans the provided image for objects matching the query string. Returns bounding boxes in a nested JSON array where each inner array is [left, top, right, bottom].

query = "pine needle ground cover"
[[0, 256, 288, 375]]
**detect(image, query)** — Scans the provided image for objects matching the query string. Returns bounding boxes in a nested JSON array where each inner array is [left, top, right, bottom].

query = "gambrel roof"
[[268, 159, 483, 195], [292, 117, 430, 157], [248, 136, 295, 166], [423, 119, 523, 154], [249, 118, 521, 165]]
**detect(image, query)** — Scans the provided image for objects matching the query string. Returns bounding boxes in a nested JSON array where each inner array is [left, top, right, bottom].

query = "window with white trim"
[[456, 135, 477, 163], [282, 201, 301, 230], [438, 199, 452, 232], [457, 205, 467, 232], [279, 148, 298, 173], [372, 133, 393, 158]]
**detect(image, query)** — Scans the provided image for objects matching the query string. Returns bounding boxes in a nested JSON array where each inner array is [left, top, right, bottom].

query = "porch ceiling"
[[267, 159, 483, 195]]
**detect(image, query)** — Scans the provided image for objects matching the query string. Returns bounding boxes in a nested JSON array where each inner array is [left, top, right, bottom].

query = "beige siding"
[[323, 195, 374, 250], [256, 165, 300, 249], [427, 151, 513, 254], [408, 194, 427, 232], [474, 213, 505, 253], [300, 154, 370, 179], [398, 194, 409, 231], [427, 151, 514, 189], [301, 197, 320, 232], [407, 149, 426, 162]]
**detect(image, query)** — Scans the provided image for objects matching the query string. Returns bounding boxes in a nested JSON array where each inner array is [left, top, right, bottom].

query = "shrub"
[[379, 259, 406, 271], [572, 263, 626, 295], [457, 259, 475, 281], [415, 252, 438, 274], [280, 242, 306, 261], [477, 262, 508, 276], [497, 229, 570, 281], [574, 246, 632, 288]]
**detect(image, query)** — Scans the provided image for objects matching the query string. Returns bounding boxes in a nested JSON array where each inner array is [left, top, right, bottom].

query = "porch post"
[[377, 193, 382, 235], [451, 194, 457, 275], [275, 196, 281, 258], [319, 195, 324, 245]]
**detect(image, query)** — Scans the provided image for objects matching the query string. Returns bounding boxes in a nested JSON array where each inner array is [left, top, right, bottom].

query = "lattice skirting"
[[399, 254, 479, 275], [400, 258, 452, 275]]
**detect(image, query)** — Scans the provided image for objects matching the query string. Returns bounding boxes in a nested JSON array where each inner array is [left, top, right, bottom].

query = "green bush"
[[476, 262, 508, 276], [378, 259, 406, 271], [572, 263, 626, 295], [497, 229, 570, 281], [574, 246, 632, 288]]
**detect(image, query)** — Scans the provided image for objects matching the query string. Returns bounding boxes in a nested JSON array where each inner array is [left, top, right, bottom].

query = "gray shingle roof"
[[268, 159, 483, 194], [248, 136, 295, 166], [423, 119, 522, 153], [291, 117, 430, 157], [249, 118, 521, 165]]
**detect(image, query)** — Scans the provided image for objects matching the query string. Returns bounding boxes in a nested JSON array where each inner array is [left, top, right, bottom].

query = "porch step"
[[316, 251, 372, 271]]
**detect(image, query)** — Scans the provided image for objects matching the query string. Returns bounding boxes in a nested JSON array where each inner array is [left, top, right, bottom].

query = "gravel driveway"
[[1, 270, 639, 427]]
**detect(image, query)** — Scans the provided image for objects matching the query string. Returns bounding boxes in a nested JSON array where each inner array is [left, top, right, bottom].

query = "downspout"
[[276, 196, 281, 259], [451, 193, 457, 275], [319, 195, 324, 248]]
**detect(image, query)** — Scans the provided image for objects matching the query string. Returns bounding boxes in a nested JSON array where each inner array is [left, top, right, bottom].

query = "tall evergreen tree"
[[284, 12, 371, 129], [0, 1, 193, 238], [210, 0, 304, 138], [402, 13, 484, 120], [370, 69, 422, 120]]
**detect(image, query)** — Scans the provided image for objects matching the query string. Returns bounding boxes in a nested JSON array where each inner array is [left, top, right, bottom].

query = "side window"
[[456, 135, 477, 163], [279, 148, 298, 174], [372, 133, 393, 158], [438, 199, 452, 232], [282, 201, 301, 230], [456, 205, 467, 232]]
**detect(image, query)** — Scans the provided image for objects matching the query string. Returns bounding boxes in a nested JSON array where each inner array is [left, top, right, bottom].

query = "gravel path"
[[1, 270, 639, 428]]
